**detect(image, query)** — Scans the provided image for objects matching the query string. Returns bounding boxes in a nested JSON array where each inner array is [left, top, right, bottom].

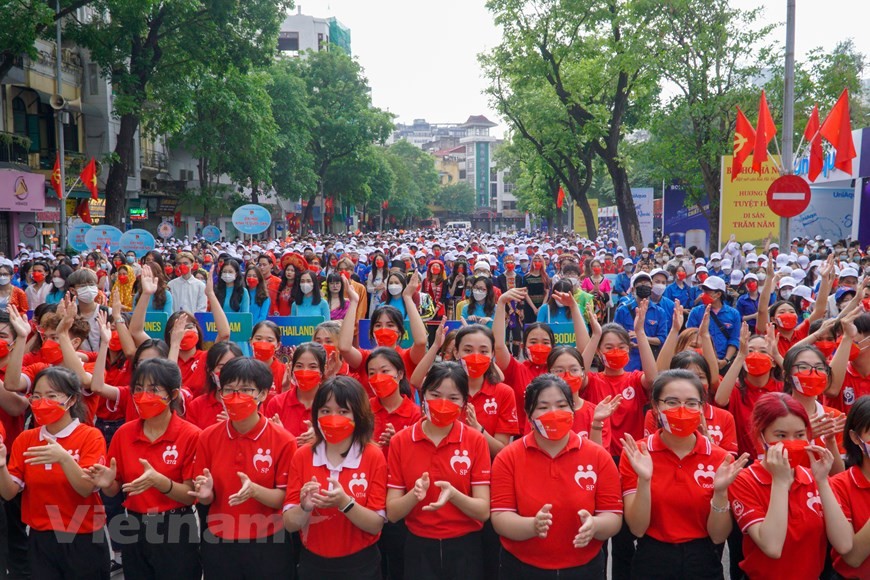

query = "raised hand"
[[139, 265, 158, 296], [593, 395, 622, 423], [412, 471, 430, 502], [7, 305, 31, 339], [620, 434, 652, 481], [633, 299, 648, 336], [672, 300, 684, 331], [712, 453, 750, 492], [97, 309, 111, 345], [533, 504, 553, 539]]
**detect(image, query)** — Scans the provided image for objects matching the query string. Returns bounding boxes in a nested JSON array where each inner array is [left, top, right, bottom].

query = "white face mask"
[[780, 289, 793, 300], [652, 283, 666, 297], [300, 282, 314, 295], [388, 284, 403, 296], [52, 277, 65, 289], [221, 272, 237, 284], [0, 276, 9, 286], [472, 289, 487, 301], [76, 285, 98, 304]]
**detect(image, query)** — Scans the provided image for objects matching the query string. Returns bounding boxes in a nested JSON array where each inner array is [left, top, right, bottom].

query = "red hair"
[[751, 392, 812, 442]]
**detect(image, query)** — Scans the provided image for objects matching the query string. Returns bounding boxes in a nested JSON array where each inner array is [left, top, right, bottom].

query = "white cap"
[[701, 276, 727, 292], [710, 252, 722, 260], [694, 257, 706, 265], [744, 272, 759, 282], [650, 268, 669, 281], [746, 253, 758, 263], [630, 272, 652, 286], [675, 247, 684, 256], [730, 270, 744, 286], [778, 276, 797, 289], [840, 266, 860, 279], [791, 269, 807, 283], [742, 243, 755, 252], [791, 285, 814, 302]]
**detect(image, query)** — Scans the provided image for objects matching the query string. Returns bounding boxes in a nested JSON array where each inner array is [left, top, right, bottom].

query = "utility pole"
[[55, 0, 67, 251], [780, 0, 796, 247]]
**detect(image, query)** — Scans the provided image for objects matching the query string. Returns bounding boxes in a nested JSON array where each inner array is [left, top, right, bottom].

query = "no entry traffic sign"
[[767, 174, 811, 218]]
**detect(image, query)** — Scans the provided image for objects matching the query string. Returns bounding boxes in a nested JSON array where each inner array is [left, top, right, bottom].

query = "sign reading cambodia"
[[232, 204, 272, 235], [119, 229, 156, 257], [0, 170, 46, 212], [84, 225, 123, 251]]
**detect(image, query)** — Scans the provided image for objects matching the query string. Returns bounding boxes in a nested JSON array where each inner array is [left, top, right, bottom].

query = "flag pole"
[[780, 0, 797, 247], [55, 0, 67, 252]]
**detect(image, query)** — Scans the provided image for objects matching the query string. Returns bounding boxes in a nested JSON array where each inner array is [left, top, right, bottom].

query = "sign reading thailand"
[[267, 316, 325, 346], [119, 229, 156, 257], [232, 204, 272, 235], [84, 225, 123, 251]]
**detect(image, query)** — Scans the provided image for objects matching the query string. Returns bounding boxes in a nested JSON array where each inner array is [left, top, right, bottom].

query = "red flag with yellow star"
[[731, 107, 756, 181], [51, 155, 63, 199], [80, 157, 98, 200]]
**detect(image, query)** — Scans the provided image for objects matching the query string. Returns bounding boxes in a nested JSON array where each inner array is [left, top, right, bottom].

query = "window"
[[278, 32, 299, 52], [88, 63, 100, 96], [317, 33, 324, 50], [490, 168, 497, 181], [490, 183, 497, 196], [503, 201, 517, 210], [459, 169, 466, 179], [504, 182, 515, 194]]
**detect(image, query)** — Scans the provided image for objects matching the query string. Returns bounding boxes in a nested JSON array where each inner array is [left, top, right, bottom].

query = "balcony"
[[0, 132, 30, 165], [141, 149, 168, 171]]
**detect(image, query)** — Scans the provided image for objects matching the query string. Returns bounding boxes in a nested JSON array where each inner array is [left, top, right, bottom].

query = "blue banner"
[[202, 225, 222, 242], [84, 225, 123, 252], [194, 312, 253, 343], [525, 322, 576, 346], [267, 316, 325, 346], [119, 229, 156, 257], [663, 185, 710, 254], [788, 187, 853, 242], [69, 223, 92, 252], [232, 204, 272, 235], [144, 312, 167, 340]]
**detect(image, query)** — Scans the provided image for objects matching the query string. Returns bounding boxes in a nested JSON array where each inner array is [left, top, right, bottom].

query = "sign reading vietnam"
[[84, 225, 123, 251], [232, 204, 272, 235], [119, 229, 156, 257]]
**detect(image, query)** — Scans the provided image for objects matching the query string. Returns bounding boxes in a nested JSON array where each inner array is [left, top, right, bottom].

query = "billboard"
[[663, 185, 711, 254], [719, 155, 781, 247]]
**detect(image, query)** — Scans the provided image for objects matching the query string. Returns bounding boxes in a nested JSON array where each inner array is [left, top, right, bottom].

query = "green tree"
[[324, 144, 396, 227], [382, 141, 438, 225], [434, 182, 476, 215], [67, 0, 292, 226]]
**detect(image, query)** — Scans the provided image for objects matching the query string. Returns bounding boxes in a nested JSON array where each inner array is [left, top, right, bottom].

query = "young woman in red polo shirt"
[[189, 357, 297, 578], [249, 320, 285, 391], [831, 396, 870, 578], [386, 361, 491, 580], [314, 320, 356, 380], [265, 342, 326, 444], [715, 324, 784, 457], [621, 369, 750, 578], [0, 367, 109, 579], [85, 358, 201, 579], [728, 392, 852, 579], [186, 341, 243, 429], [491, 374, 623, 578], [283, 376, 387, 579]]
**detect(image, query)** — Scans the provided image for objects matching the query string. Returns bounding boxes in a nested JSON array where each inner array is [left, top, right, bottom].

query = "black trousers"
[[610, 453, 636, 580], [5, 495, 28, 579], [95, 418, 126, 553], [404, 530, 483, 580], [630, 536, 723, 580], [298, 544, 381, 580], [379, 520, 407, 580], [200, 529, 293, 579], [119, 507, 201, 580], [481, 520, 500, 580], [27, 529, 109, 580], [499, 547, 606, 580]]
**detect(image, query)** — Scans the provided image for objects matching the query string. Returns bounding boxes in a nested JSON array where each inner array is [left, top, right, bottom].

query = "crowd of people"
[[0, 228, 868, 579]]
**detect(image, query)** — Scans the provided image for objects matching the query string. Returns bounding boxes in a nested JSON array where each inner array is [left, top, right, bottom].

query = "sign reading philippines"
[[119, 229, 156, 257], [232, 204, 272, 235], [84, 225, 123, 251]]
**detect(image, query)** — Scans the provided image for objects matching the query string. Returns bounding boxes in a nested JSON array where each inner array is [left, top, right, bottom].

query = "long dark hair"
[[844, 396, 870, 467], [325, 273, 347, 311], [205, 342, 243, 395], [311, 376, 374, 449], [294, 270, 321, 306], [132, 358, 183, 413], [49, 264, 73, 298], [245, 265, 269, 307], [468, 276, 496, 317], [278, 263, 297, 295], [454, 324, 499, 384], [215, 258, 245, 312]]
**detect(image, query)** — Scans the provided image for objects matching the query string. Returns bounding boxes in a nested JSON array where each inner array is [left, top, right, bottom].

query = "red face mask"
[[527, 344, 552, 366], [700, 293, 715, 306], [697, 273, 708, 283], [180, 330, 199, 351], [246, 277, 259, 289], [369, 374, 399, 399], [559, 372, 583, 393], [592, 266, 602, 275], [424, 398, 462, 427], [108, 331, 122, 352], [793, 369, 827, 397], [776, 312, 798, 330], [815, 340, 836, 359], [532, 409, 574, 440], [329, 259, 338, 267], [204, 256, 213, 264], [133, 392, 169, 419], [375, 258, 385, 268], [745, 281, 758, 292], [373, 328, 400, 348], [221, 392, 259, 422], [603, 349, 629, 370], [462, 353, 491, 378], [0, 341, 9, 359], [118, 274, 129, 285], [430, 265, 442, 275], [322, 343, 336, 358], [165, 265, 174, 276], [30, 398, 68, 426], [87, 260, 96, 268], [676, 271, 687, 281], [863, 298, 870, 312], [660, 407, 702, 437], [318, 415, 355, 444], [294, 369, 321, 391], [32, 271, 45, 284], [251, 341, 276, 362], [177, 264, 191, 276], [744, 352, 773, 376], [778, 439, 810, 470], [40, 340, 63, 365], [506, 263, 516, 272]]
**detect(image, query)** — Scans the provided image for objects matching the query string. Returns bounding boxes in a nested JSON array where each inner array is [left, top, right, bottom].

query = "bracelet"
[[341, 498, 356, 514], [591, 422, 604, 430], [479, 425, 485, 434], [710, 499, 730, 513], [163, 479, 174, 495]]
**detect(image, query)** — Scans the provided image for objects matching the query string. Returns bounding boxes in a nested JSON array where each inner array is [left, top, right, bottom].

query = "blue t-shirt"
[[291, 295, 330, 320], [686, 304, 741, 358], [613, 299, 670, 371], [536, 304, 571, 324]]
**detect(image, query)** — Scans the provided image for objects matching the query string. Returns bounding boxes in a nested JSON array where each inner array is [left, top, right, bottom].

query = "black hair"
[[311, 376, 374, 449], [419, 361, 469, 404], [220, 357, 273, 394], [216, 258, 245, 313], [245, 265, 269, 307], [845, 396, 870, 468], [205, 342, 244, 394], [291, 342, 327, 374], [671, 351, 713, 389], [651, 369, 706, 403], [781, 345, 830, 396], [546, 346, 584, 371], [164, 311, 204, 350], [854, 313, 870, 336], [131, 339, 170, 372], [454, 324, 499, 384], [325, 273, 347, 312], [546, 280, 575, 319], [467, 276, 495, 317], [523, 322, 556, 347], [32, 367, 88, 423], [251, 320, 281, 343], [524, 373, 574, 417], [132, 358, 183, 413], [369, 305, 406, 342], [293, 270, 321, 306], [366, 347, 413, 398]]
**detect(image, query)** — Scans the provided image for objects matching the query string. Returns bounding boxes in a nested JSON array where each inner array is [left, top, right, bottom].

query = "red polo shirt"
[[283, 442, 387, 557], [522, 400, 612, 451], [94, 358, 132, 421], [7, 420, 106, 533], [108, 413, 200, 514], [644, 404, 738, 454], [728, 462, 825, 579], [492, 433, 622, 569], [830, 362, 870, 414], [776, 320, 810, 357], [584, 370, 648, 455], [371, 396, 422, 457], [194, 415, 297, 539], [177, 350, 208, 398], [0, 366, 25, 445], [387, 420, 491, 539], [830, 466, 870, 579], [264, 386, 310, 436], [726, 379, 783, 457], [186, 393, 224, 430], [465, 380, 519, 437], [620, 431, 730, 543], [356, 347, 418, 397], [501, 357, 547, 431]]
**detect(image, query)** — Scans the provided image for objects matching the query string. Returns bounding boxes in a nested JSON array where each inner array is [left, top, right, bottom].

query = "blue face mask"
[[126, 256, 135, 264]]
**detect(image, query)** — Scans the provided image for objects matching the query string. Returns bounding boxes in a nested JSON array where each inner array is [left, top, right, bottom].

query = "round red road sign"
[[766, 174, 811, 218]]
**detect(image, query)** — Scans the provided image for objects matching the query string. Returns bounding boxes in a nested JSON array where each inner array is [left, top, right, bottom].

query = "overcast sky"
[[297, 0, 870, 134]]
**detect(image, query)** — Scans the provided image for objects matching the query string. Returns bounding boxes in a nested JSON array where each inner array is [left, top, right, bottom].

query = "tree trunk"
[[603, 157, 641, 248], [566, 163, 597, 240], [250, 184, 259, 205], [105, 112, 140, 228]]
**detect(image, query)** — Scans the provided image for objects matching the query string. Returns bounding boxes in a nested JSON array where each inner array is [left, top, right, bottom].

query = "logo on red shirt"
[[450, 450, 471, 475], [253, 448, 273, 473], [348, 472, 369, 497], [707, 425, 723, 445], [693, 464, 716, 489], [483, 398, 498, 415], [844, 386, 856, 406], [806, 491, 822, 516], [162, 445, 179, 465], [732, 500, 745, 517], [622, 386, 636, 400], [574, 464, 597, 490]]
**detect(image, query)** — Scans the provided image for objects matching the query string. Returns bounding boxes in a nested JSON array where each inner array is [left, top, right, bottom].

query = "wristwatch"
[[341, 499, 356, 514]]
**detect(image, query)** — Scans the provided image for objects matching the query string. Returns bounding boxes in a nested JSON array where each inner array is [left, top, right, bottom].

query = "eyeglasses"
[[132, 385, 168, 397], [29, 393, 69, 403], [220, 387, 258, 397], [657, 398, 703, 411], [793, 363, 827, 374]]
